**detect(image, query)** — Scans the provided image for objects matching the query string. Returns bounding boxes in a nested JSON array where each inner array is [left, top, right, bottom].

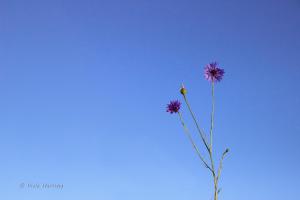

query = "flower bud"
[[223, 148, 229, 156], [180, 84, 187, 95]]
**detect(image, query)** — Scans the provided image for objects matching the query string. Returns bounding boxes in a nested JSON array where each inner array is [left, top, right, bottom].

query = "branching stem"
[[182, 95, 210, 154], [178, 112, 214, 174]]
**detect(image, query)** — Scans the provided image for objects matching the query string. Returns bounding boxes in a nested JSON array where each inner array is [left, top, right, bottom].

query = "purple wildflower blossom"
[[204, 62, 225, 82], [166, 100, 181, 114]]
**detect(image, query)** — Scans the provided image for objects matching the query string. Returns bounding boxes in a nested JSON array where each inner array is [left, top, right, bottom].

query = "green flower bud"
[[180, 84, 187, 95]]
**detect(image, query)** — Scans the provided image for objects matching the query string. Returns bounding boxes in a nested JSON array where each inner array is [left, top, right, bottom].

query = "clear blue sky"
[[0, 0, 300, 199]]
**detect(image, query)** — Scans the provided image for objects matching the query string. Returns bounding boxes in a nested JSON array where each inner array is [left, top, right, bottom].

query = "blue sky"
[[0, 0, 300, 199]]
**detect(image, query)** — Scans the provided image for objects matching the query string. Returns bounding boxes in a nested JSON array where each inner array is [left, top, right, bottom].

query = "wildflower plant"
[[166, 62, 229, 200]]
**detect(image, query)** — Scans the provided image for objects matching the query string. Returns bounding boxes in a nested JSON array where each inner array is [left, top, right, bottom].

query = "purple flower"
[[204, 62, 225, 82], [166, 100, 181, 114]]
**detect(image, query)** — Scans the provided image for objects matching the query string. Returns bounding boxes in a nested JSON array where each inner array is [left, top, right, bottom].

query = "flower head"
[[166, 100, 181, 114], [204, 62, 225, 82]]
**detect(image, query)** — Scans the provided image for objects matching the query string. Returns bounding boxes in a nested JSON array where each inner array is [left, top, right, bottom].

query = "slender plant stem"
[[182, 95, 210, 153], [208, 81, 217, 200], [211, 155, 217, 200], [210, 81, 215, 149], [216, 149, 229, 183], [178, 112, 213, 173], [214, 182, 218, 200]]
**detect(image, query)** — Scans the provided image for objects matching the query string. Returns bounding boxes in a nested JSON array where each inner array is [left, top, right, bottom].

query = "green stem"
[[214, 183, 218, 200], [210, 82, 215, 149], [182, 95, 210, 154], [216, 149, 229, 183], [209, 82, 217, 200], [214, 149, 229, 200], [210, 152, 216, 199], [178, 112, 213, 173]]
